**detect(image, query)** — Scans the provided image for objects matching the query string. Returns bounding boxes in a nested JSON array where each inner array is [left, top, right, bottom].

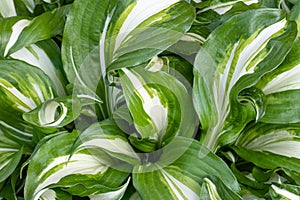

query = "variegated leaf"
[[9, 40, 67, 96], [0, 5, 69, 58], [0, 0, 36, 18], [234, 122, 300, 174], [0, 131, 23, 183], [0, 60, 56, 143], [269, 183, 300, 200], [39, 188, 72, 200], [120, 67, 197, 152], [23, 96, 82, 128], [61, 0, 195, 118], [133, 137, 241, 200], [256, 36, 300, 123], [25, 130, 130, 200], [71, 119, 139, 166], [197, 0, 259, 15], [193, 9, 297, 151]]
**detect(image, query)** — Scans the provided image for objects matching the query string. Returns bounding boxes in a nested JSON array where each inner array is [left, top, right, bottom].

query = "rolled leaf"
[[62, 0, 195, 83], [61, 0, 195, 118], [120, 67, 197, 152], [193, 8, 297, 151], [0, 60, 56, 143], [255, 36, 300, 123], [23, 96, 82, 128]]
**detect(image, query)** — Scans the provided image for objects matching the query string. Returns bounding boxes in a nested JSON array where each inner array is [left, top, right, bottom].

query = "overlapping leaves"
[[0, 0, 300, 199]]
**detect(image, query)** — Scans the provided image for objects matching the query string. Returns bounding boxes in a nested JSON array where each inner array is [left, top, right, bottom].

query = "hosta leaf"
[[89, 178, 130, 200], [0, 5, 70, 57], [193, 8, 297, 151], [0, 60, 56, 143], [71, 119, 139, 166], [39, 188, 72, 200], [62, 0, 195, 80], [145, 55, 194, 85], [61, 0, 195, 114], [9, 40, 67, 96], [25, 131, 130, 199], [255, 37, 300, 123], [23, 96, 82, 128], [200, 177, 242, 200], [234, 123, 300, 174], [0, 0, 36, 18], [197, 0, 259, 15], [269, 183, 300, 200], [236, 123, 300, 160], [120, 67, 197, 152], [0, 132, 22, 183], [133, 137, 240, 200]]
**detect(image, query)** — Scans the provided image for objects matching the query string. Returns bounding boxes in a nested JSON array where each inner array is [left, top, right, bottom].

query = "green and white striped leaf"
[[39, 188, 72, 200], [25, 131, 130, 200], [120, 67, 197, 152], [0, 60, 56, 144], [0, 0, 37, 18], [9, 40, 67, 96], [0, 5, 69, 58], [197, 0, 259, 15], [255, 37, 300, 123], [23, 95, 82, 128], [193, 9, 297, 151], [61, 0, 195, 118], [62, 0, 195, 83], [71, 119, 140, 166], [89, 178, 130, 200], [234, 123, 300, 174], [200, 177, 242, 200], [0, 132, 23, 183], [269, 183, 300, 200], [133, 137, 241, 200]]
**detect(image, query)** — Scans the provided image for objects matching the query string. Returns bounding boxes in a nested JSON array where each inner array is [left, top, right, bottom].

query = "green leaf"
[[254, 37, 300, 123], [25, 130, 130, 199], [269, 183, 300, 200], [61, 0, 195, 118], [9, 40, 67, 96], [193, 8, 297, 151], [133, 137, 240, 200], [62, 0, 195, 83], [0, 5, 70, 57], [89, 178, 130, 200], [236, 123, 300, 161], [0, 60, 56, 144], [0, 133, 22, 183], [39, 188, 72, 200], [23, 95, 82, 128], [200, 176, 242, 200], [120, 67, 197, 152], [0, 0, 39, 18], [197, 0, 259, 15], [71, 119, 140, 166]]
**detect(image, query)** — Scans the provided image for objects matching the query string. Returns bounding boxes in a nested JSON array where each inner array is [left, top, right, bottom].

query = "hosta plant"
[[0, 0, 300, 199]]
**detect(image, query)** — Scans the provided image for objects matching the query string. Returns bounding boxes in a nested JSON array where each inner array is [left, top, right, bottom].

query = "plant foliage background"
[[0, 0, 300, 199]]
